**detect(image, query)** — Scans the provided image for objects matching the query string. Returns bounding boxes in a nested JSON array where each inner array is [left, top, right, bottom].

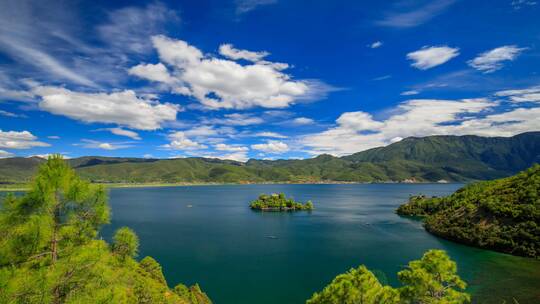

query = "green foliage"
[[0, 155, 212, 304], [2, 132, 539, 184], [307, 265, 400, 304], [397, 165, 540, 258], [249, 193, 314, 211], [173, 283, 212, 304], [139, 256, 166, 284], [398, 250, 470, 304], [112, 227, 139, 260], [0, 154, 110, 266], [306, 250, 469, 304], [397, 195, 443, 217]]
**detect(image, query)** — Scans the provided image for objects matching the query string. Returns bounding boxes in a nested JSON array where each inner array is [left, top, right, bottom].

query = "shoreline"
[[0, 180, 462, 192]]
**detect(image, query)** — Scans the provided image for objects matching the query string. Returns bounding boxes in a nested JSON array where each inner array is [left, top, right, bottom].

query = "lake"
[[99, 184, 540, 304]]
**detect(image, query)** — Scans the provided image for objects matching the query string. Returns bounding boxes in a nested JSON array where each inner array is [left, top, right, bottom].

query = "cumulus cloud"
[[407, 46, 460, 70], [162, 131, 207, 150], [215, 143, 249, 152], [199, 151, 249, 162], [128, 63, 175, 84], [130, 35, 325, 109], [301, 97, 540, 155], [251, 140, 289, 153], [0, 130, 50, 149], [33, 86, 179, 130], [495, 85, 540, 103], [219, 44, 269, 62], [468, 45, 527, 73]]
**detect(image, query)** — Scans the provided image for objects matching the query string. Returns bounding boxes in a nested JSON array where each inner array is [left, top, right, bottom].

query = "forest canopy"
[[249, 193, 314, 211], [306, 249, 470, 304], [0, 155, 212, 304], [397, 164, 540, 258]]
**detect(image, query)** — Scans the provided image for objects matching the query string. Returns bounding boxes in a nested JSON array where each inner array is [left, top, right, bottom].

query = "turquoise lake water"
[[99, 184, 540, 304]]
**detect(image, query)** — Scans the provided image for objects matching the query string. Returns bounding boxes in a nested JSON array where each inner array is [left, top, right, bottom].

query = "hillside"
[[1, 132, 539, 184], [397, 165, 540, 258]]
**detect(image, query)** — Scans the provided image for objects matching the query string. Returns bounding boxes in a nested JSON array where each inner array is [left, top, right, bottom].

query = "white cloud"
[[79, 139, 132, 150], [219, 44, 269, 62], [407, 46, 460, 70], [48, 136, 60, 139], [251, 140, 289, 153], [495, 85, 540, 103], [206, 113, 264, 126], [0, 110, 20, 117], [97, 2, 180, 55], [107, 128, 141, 140], [292, 117, 315, 125], [302, 96, 540, 155], [218, 151, 249, 162], [128, 63, 175, 84], [235, 0, 277, 14], [336, 112, 384, 131], [0, 130, 50, 149], [401, 90, 420, 96], [0, 150, 14, 158], [33, 86, 179, 130], [254, 132, 288, 138], [376, 0, 456, 28], [468, 45, 527, 73], [130, 35, 323, 109], [162, 131, 207, 150], [373, 75, 392, 81], [215, 143, 249, 152], [512, 0, 538, 9], [369, 41, 383, 49], [199, 151, 250, 162], [0, 87, 35, 102]]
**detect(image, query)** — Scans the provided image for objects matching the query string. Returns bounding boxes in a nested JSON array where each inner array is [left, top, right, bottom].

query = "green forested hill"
[[397, 165, 540, 258], [1, 132, 539, 184]]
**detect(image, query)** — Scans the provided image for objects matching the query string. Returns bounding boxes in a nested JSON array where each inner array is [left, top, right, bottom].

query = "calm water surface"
[[99, 184, 540, 304]]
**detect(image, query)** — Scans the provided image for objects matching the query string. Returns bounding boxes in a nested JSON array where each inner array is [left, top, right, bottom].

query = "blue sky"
[[1, 0, 539, 161]]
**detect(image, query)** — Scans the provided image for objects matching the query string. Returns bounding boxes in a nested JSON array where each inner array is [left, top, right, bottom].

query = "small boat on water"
[[265, 235, 278, 239], [187, 205, 193, 208]]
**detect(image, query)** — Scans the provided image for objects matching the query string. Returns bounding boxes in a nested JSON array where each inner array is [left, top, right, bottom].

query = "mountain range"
[[1, 132, 539, 184]]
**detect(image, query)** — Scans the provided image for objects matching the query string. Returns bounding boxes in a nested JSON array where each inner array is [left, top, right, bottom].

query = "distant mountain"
[[1, 132, 539, 184]]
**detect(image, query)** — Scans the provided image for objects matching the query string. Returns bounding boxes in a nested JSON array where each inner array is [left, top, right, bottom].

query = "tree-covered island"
[[249, 193, 314, 211]]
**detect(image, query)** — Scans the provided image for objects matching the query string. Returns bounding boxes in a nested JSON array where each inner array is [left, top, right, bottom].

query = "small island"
[[250, 193, 314, 211]]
